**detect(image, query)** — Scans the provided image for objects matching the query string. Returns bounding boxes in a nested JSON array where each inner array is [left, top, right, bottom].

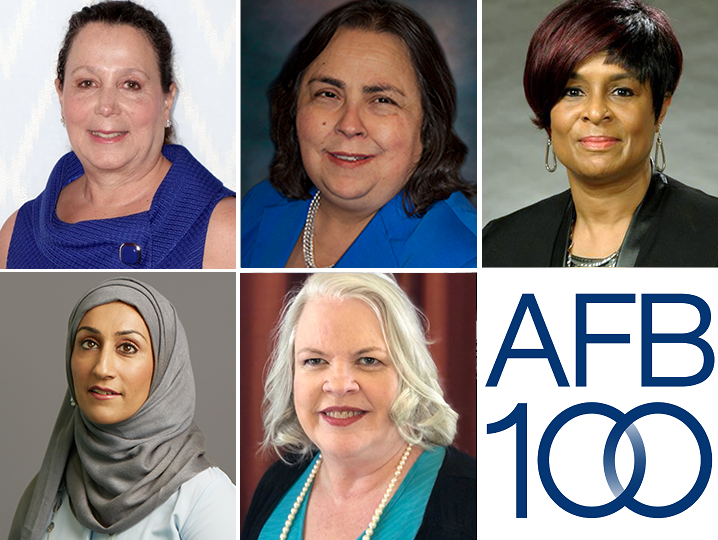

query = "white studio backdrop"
[[479, 269, 718, 538], [0, 0, 236, 225]]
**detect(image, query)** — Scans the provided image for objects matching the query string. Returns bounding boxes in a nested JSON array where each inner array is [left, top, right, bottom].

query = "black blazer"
[[483, 174, 718, 267], [240, 446, 476, 540]]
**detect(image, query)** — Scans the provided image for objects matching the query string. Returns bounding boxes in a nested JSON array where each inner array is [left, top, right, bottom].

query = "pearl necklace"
[[280, 443, 413, 540], [302, 191, 334, 268]]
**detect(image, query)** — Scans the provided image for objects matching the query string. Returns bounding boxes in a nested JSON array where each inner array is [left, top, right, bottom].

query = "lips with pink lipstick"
[[326, 151, 375, 168], [89, 130, 129, 144], [579, 136, 620, 150], [320, 406, 367, 426], [89, 385, 121, 400]]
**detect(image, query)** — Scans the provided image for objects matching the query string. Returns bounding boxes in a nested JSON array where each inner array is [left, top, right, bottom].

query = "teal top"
[[258, 447, 445, 540]]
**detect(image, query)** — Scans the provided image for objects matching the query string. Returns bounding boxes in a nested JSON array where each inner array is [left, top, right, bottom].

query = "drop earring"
[[653, 124, 666, 173], [545, 137, 557, 172]]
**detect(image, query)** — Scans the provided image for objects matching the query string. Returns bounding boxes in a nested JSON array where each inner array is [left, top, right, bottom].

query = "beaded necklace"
[[280, 443, 413, 540]]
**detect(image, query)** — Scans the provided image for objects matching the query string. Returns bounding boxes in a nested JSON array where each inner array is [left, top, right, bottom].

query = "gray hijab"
[[9, 278, 211, 540]]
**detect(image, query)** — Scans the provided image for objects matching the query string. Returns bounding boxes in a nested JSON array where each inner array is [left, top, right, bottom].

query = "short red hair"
[[524, 0, 682, 131]]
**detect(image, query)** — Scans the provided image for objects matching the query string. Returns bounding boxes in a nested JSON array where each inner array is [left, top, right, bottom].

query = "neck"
[[79, 153, 170, 209], [316, 440, 411, 501], [568, 159, 652, 227]]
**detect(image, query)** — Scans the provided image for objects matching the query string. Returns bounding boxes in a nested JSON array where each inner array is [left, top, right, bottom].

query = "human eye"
[[78, 79, 95, 89], [118, 342, 138, 355], [373, 96, 397, 105], [123, 80, 142, 90], [80, 338, 98, 350], [316, 90, 339, 99], [357, 356, 383, 367], [302, 357, 326, 367], [613, 87, 635, 97], [563, 87, 583, 98]]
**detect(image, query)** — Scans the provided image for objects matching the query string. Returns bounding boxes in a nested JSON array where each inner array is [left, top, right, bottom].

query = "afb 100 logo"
[[486, 293, 714, 519]]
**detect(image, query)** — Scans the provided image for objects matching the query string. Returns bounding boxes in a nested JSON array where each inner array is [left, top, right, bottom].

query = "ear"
[[657, 94, 672, 128], [164, 83, 177, 117], [55, 79, 64, 116]]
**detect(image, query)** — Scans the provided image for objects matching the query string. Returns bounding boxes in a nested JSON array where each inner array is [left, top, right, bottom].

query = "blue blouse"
[[8, 145, 234, 269], [241, 181, 476, 268], [258, 447, 445, 540], [41, 468, 235, 539]]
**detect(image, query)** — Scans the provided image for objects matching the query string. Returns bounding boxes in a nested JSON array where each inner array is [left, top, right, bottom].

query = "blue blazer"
[[241, 180, 477, 268]]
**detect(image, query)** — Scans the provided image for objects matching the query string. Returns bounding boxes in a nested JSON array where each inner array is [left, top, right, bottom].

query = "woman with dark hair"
[[9, 278, 235, 539], [241, 0, 476, 268], [0, 1, 235, 269], [483, 0, 718, 267]]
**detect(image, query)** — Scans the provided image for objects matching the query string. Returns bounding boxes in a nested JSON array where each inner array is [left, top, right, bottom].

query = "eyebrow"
[[70, 66, 150, 78], [77, 326, 148, 342], [307, 76, 405, 97]]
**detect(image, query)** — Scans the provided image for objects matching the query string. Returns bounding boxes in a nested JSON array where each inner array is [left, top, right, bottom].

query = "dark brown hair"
[[524, 0, 682, 131], [56, 0, 176, 144], [269, 0, 474, 217]]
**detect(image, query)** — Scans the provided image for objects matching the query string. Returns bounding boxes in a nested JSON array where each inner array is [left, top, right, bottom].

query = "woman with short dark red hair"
[[483, 0, 718, 267]]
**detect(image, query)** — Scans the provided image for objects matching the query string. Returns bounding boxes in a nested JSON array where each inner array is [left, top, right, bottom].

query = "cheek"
[[296, 106, 325, 148]]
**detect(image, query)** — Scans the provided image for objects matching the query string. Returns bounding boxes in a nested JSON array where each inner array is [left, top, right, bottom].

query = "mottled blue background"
[[241, 0, 477, 198]]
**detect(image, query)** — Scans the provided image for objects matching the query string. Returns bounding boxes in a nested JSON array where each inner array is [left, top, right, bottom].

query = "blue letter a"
[[486, 294, 569, 387]]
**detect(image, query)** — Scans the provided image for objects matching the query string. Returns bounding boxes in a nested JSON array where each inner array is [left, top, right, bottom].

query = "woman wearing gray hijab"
[[9, 278, 235, 539]]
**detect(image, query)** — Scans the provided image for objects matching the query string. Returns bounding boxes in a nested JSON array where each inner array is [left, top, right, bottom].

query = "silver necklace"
[[279, 443, 413, 540], [302, 191, 334, 268], [566, 220, 619, 267]]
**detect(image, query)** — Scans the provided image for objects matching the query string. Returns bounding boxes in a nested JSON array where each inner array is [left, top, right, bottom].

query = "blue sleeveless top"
[[7, 145, 234, 269], [258, 447, 445, 540]]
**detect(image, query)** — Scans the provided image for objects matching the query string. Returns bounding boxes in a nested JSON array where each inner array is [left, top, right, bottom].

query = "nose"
[[92, 346, 117, 379], [582, 93, 611, 124], [335, 101, 366, 138], [95, 86, 120, 117], [323, 361, 359, 396]]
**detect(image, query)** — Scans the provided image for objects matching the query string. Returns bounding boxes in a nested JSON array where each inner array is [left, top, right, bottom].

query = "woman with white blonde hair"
[[241, 273, 476, 540]]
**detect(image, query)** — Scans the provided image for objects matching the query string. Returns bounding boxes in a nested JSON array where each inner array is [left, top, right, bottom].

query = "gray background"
[[482, 0, 718, 226], [0, 272, 235, 536], [241, 0, 477, 198]]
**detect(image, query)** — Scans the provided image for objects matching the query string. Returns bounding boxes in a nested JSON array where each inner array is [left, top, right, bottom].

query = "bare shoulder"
[[0, 210, 19, 269], [203, 196, 236, 269]]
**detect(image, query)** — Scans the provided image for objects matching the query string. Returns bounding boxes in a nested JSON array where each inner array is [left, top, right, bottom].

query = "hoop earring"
[[653, 125, 666, 173], [545, 137, 557, 173]]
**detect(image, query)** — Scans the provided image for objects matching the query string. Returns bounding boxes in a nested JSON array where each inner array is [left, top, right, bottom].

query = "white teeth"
[[325, 410, 363, 418], [333, 154, 367, 162], [92, 389, 117, 395], [91, 131, 125, 139]]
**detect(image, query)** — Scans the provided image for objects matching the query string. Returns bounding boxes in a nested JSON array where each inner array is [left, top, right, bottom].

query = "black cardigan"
[[240, 446, 476, 540], [483, 173, 718, 267]]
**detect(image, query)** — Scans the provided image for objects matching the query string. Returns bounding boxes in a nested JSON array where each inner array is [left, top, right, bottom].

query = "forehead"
[[304, 27, 417, 86], [295, 297, 385, 346], [66, 22, 158, 72]]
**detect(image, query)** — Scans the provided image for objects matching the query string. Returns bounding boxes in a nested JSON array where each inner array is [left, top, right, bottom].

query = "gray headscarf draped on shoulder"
[[9, 277, 211, 540]]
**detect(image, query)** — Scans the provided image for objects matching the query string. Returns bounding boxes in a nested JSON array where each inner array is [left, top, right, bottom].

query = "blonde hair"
[[261, 273, 458, 459]]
